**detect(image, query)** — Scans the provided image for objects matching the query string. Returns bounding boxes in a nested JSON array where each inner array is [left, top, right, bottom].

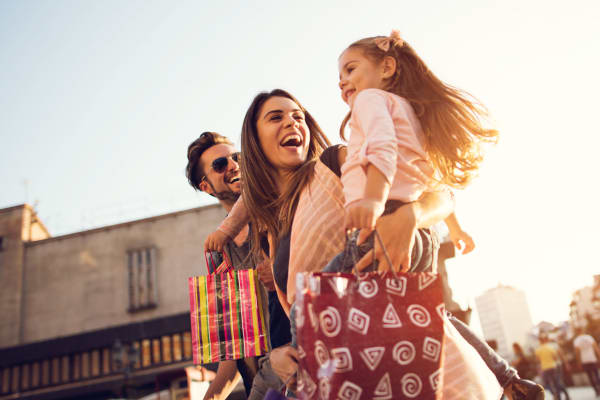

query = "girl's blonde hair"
[[340, 31, 498, 188], [240, 89, 331, 259]]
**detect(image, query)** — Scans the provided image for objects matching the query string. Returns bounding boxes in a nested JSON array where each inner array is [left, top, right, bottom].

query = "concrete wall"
[[20, 204, 226, 344], [0, 206, 26, 348]]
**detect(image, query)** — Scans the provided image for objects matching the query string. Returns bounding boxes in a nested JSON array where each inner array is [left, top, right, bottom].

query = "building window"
[[127, 247, 158, 312]]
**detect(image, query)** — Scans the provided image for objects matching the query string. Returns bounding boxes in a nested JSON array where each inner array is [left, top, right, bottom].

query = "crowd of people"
[[183, 31, 561, 399]]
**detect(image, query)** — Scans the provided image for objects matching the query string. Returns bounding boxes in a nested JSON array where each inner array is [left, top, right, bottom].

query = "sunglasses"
[[203, 152, 241, 179]]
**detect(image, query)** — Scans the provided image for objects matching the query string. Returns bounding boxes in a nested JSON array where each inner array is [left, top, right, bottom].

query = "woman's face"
[[256, 96, 310, 173]]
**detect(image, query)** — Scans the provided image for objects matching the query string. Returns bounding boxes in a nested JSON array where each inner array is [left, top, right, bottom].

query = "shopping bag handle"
[[343, 229, 395, 276], [204, 250, 234, 274]]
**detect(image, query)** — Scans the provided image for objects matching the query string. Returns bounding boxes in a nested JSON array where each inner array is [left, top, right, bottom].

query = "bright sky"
[[1, 0, 599, 328]]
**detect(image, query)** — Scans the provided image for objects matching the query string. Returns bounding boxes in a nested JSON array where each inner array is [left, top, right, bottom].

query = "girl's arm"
[[345, 164, 391, 230], [204, 197, 250, 252], [445, 212, 475, 254]]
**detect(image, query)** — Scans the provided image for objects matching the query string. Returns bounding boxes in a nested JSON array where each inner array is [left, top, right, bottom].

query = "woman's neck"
[[276, 169, 294, 194]]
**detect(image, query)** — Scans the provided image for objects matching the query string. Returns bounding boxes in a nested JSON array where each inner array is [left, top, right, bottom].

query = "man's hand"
[[256, 259, 275, 291], [269, 345, 298, 391], [204, 230, 231, 252]]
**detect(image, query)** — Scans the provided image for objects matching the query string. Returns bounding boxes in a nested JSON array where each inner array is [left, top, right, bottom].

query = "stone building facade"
[[0, 203, 226, 399]]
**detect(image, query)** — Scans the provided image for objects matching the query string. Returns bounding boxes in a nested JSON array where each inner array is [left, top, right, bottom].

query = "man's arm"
[[203, 360, 240, 400]]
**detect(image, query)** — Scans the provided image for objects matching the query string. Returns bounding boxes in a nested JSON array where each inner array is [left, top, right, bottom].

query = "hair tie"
[[389, 30, 405, 48], [374, 30, 405, 52]]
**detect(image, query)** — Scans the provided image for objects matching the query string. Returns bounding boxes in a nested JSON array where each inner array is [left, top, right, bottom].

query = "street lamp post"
[[112, 339, 140, 399]]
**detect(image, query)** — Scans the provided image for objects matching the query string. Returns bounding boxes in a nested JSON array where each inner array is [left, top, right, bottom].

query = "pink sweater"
[[341, 88, 433, 208]]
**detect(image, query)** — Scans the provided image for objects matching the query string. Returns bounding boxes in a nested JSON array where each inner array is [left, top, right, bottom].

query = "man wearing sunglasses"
[[186, 132, 289, 400]]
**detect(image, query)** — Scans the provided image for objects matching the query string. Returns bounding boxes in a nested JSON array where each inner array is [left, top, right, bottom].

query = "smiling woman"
[[255, 96, 310, 184], [239, 89, 330, 259]]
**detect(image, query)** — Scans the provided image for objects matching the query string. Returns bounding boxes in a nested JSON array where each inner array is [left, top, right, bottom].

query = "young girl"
[[206, 30, 493, 271]]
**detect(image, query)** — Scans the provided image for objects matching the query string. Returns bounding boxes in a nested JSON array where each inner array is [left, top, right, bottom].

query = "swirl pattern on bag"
[[407, 304, 431, 327], [358, 279, 378, 298], [314, 340, 330, 367], [429, 369, 441, 391], [347, 307, 370, 335], [331, 347, 353, 373], [338, 381, 363, 400], [422, 336, 442, 362], [393, 340, 416, 365], [319, 306, 342, 337], [385, 275, 407, 296], [401, 373, 423, 398]]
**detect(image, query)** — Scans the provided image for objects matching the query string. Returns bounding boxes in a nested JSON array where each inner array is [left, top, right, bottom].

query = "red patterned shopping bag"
[[296, 270, 445, 400], [188, 253, 270, 364]]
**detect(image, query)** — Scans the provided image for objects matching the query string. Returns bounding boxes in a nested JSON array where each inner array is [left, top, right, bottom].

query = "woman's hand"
[[269, 345, 298, 391], [355, 202, 417, 272], [204, 230, 231, 252], [256, 259, 275, 291]]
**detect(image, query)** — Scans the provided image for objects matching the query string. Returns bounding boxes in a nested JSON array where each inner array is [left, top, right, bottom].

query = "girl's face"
[[256, 96, 310, 173], [338, 47, 387, 106]]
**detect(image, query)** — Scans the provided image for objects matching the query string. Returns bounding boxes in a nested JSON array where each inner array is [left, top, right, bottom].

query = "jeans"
[[582, 362, 600, 395], [542, 367, 565, 399], [247, 355, 285, 400]]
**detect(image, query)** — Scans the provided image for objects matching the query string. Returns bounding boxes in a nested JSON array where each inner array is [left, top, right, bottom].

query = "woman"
[[239, 89, 534, 399]]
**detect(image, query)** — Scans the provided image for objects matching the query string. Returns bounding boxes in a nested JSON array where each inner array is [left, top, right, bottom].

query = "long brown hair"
[[240, 89, 331, 259], [340, 33, 498, 188]]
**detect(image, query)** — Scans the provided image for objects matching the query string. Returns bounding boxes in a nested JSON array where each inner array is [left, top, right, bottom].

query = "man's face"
[[199, 143, 241, 198]]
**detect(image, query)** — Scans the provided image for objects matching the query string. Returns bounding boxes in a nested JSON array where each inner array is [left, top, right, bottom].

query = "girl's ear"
[[382, 56, 397, 80]]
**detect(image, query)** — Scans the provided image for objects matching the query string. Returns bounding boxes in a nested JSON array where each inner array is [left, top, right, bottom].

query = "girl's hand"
[[269, 345, 298, 391], [344, 199, 385, 232], [204, 230, 231, 252], [355, 202, 417, 273], [449, 230, 475, 254]]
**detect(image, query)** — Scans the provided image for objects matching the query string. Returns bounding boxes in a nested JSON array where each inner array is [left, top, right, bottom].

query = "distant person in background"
[[512, 343, 537, 381], [535, 333, 571, 400], [573, 326, 600, 396]]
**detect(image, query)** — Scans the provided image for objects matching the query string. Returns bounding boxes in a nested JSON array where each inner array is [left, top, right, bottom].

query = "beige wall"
[[0, 206, 26, 348], [20, 204, 226, 344]]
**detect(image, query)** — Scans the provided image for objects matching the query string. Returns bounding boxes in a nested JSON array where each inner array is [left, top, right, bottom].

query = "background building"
[[475, 284, 534, 359], [569, 275, 600, 330], [0, 203, 227, 400]]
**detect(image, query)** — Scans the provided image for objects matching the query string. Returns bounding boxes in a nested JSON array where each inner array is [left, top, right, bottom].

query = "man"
[[573, 327, 600, 396], [186, 132, 290, 400], [535, 333, 570, 400]]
